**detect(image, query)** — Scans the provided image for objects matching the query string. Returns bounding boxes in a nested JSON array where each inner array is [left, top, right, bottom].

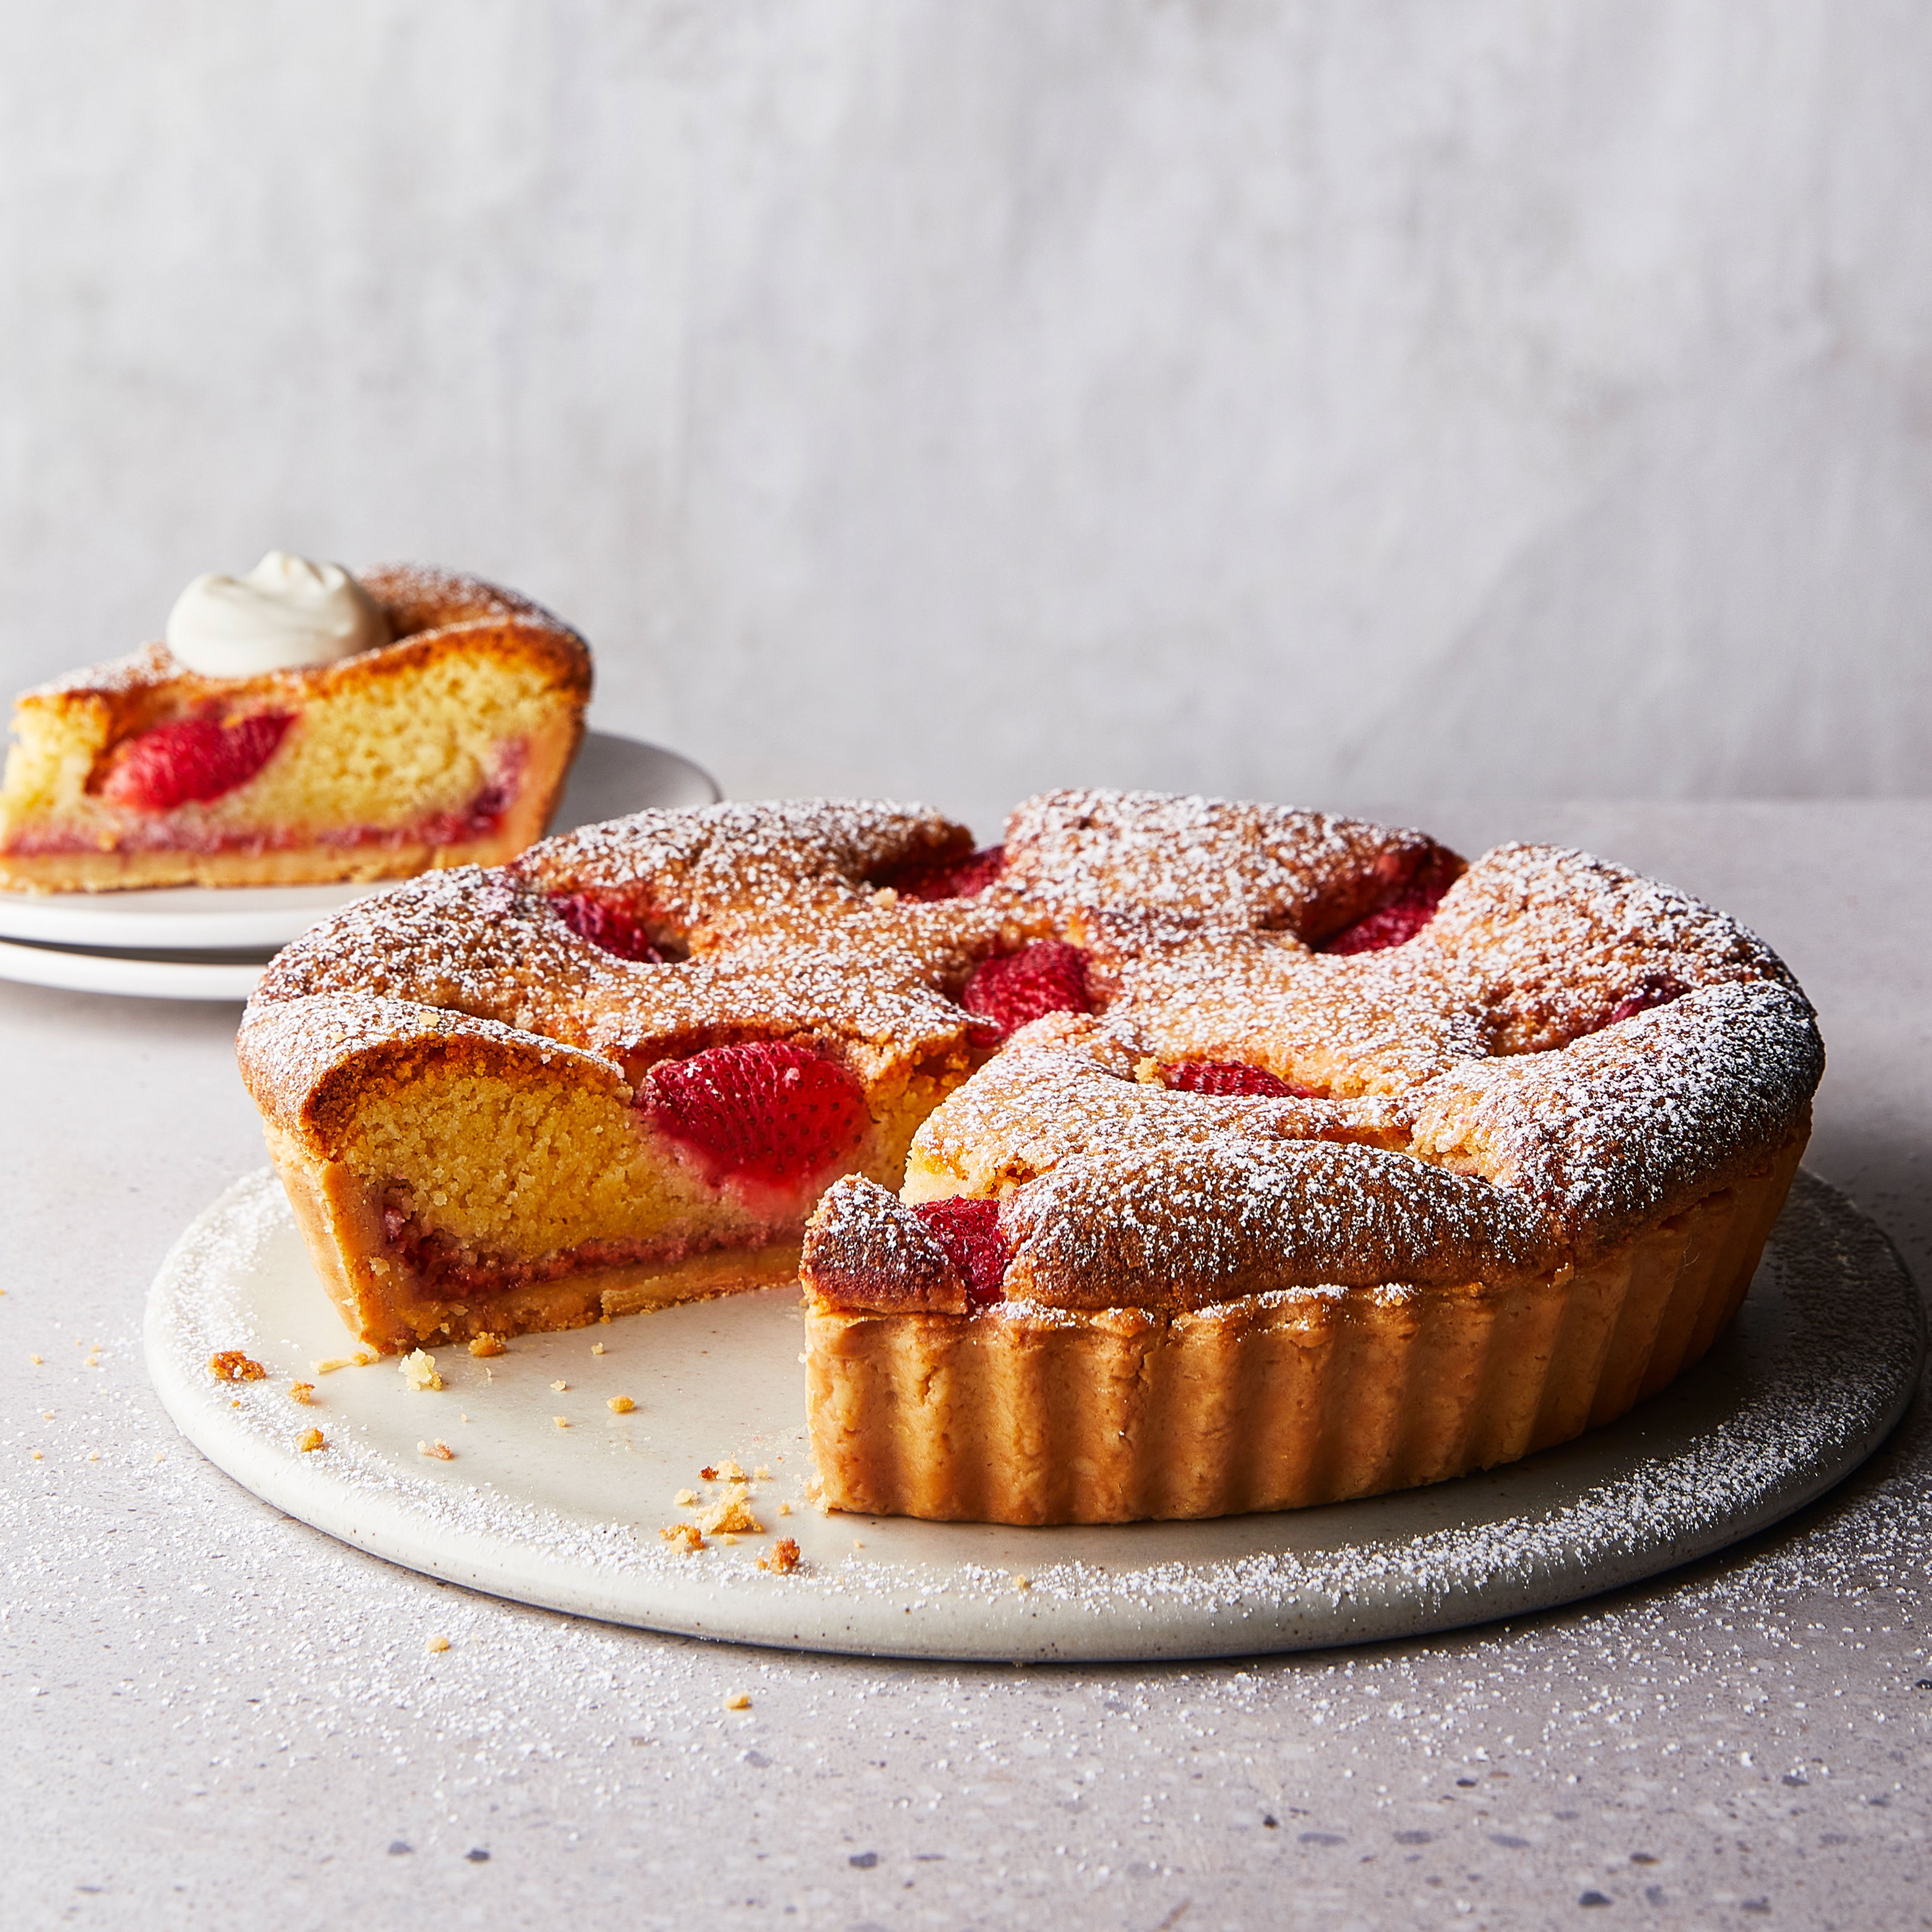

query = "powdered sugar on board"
[[144, 1170, 1921, 1662]]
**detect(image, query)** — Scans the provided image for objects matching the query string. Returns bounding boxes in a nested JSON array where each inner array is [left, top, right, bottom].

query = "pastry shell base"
[[805, 1135, 1806, 1525]]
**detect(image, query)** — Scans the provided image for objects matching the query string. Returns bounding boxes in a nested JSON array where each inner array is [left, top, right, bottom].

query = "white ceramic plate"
[[144, 1170, 1922, 1662], [0, 732, 718, 1001]]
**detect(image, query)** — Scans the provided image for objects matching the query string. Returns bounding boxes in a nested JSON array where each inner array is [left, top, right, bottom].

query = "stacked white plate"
[[0, 732, 719, 1001]]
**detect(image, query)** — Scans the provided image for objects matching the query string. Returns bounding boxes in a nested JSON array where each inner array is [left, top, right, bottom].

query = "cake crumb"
[[468, 1335, 506, 1358], [209, 1350, 267, 1383], [550, 1379, 569, 1392], [607, 1395, 635, 1414], [288, 1381, 316, 1405], [1133, 1056, 1164, 1084], [660, 1523, 704, 1553], [718, 1458, 746, 1482], [778, 1501, 792, 1516], [699, 1486, 762, 1536], [590, 1342, 606, 1355], [753, 1464, 772, 1481], [314, 1355, 366, 1375], [724, 1692, 751, 1710], [425, 1634, 450, 1653], [872, 884, 899, 908], [87, 1451, 100, 1462], [402, 1350, 444, 1391], [852, 1539, 865, 1549], [29, 1355, 41, 1365], [720, 1532, 739, 1545], [698, 1464, 717, 1480], [296, 1428, 326, 1453], [759, 1537, 802, 1574], [675, 1488, 698, 1507], [1013, 1574, 1032, 1591], [553, 1415, 569, 1429], [31, 1451, 42, 1461], [418, 1439, 455, 1460]]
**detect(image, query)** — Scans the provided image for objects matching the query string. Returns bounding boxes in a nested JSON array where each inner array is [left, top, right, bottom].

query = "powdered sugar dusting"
[[144, 1170, 1921, 1658]]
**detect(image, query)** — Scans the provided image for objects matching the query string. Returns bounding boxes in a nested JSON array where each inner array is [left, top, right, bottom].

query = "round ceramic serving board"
[[145, 1170, 1923, 1663], [0, 732, 718, 1000]]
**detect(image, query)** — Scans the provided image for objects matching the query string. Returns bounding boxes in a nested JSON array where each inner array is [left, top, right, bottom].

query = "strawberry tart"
[[0, 553, 591, 892], [237, 790, 1823, 1524]]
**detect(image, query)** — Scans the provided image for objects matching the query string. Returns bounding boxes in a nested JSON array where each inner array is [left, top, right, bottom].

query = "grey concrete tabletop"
[[3, 799, 1927, 1932]]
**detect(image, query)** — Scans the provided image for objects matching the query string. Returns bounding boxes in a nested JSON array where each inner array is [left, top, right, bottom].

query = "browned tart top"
[[238, 789, 1823, 1313]]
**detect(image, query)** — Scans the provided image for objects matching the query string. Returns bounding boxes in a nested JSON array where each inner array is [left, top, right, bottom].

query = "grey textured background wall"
[[2, 3, 1927, 836]]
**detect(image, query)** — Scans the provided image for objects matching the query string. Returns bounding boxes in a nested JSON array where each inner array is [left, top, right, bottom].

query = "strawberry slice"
[[911, 1197, 1008, 1303], [961, 940, 1092, 1039], [102, 711, 295, 811], [1162, 1060, 1324, 1100], [1322, 847, 1461, 955], [551, 891, 664, 963], [882, 844, 1006, 902], [640, 1041, 868, 1190], [1603, 973, 1687, 1027]]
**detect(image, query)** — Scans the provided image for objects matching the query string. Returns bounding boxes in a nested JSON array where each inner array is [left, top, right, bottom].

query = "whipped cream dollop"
[[164, 552, 391, 677]]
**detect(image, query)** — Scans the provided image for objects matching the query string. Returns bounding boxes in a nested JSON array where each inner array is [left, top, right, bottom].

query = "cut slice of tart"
[[0, 563, 590, 892]]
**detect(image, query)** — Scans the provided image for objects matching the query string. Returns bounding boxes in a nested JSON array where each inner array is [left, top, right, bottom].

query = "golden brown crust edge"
[[803, 1133, 1805, 1524]]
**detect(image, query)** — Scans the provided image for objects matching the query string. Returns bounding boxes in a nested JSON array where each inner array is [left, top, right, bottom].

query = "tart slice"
[[0, 559, 591, 892]]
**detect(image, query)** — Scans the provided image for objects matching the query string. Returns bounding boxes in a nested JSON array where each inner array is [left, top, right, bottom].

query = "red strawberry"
[[961, 940, 1092, 1038], [1162, 1060, 1324, 1100], [911, 1196, 1008, 1303], [102, 711, 295, 811], [551, 891, 664, 963], [884, 844, 1006, 902], [1323, 848, 1461, 955], [1604, 973, 1687, 1027], [640, 1041, 868, 1190]]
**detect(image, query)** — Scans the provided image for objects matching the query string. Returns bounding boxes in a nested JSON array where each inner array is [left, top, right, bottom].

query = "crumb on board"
[[1013, 1574, 1032, 1591], [315, 1352, 374, 1374], [426, 1634, 450, 1654], [28, 1355, 41, 1365], [725, 1692, 751, 1711], [209, 1350, 267, 1383], [553, 1415, 568, 1429], [288, 1381, 316, 1405], [590, 1342, 606, 1355], [699, 1465, 717, 1481], [607, 1395, 635, 1414], [468, 1335, 506, 1358], [718, 1458, 747, 1482], [418, 1439, 455, 1460], [296, 1428, 326, 1453], [660, 1523, 704, 1554], [550, 1379, 569, 1392], [402, 1349, 444, 1391], [675, 1488, 698, 1507], [753, 1464, 772, 1481], [699, 1486, 763, 1536], [758, 1537, 802, 1575], [778, 1501, 792, 1516]]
